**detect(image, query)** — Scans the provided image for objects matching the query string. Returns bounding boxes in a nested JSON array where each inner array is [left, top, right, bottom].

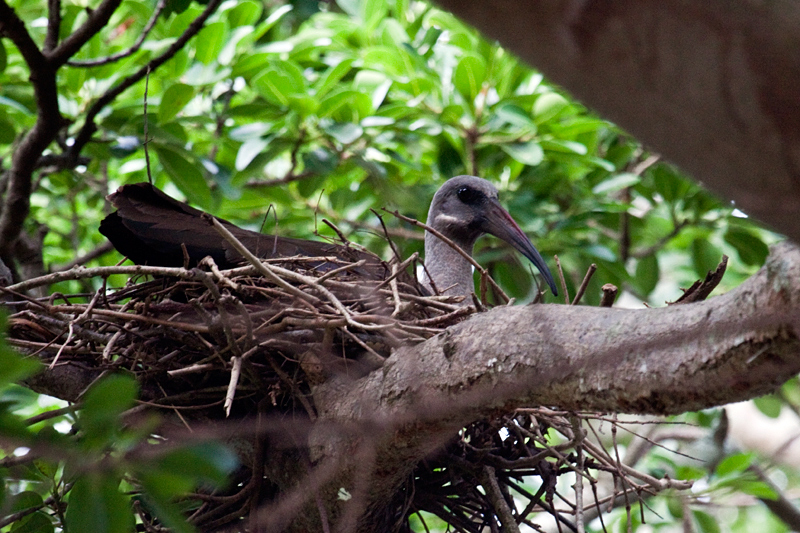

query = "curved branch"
[[312, 242, 800, 522], [67, 0, 223, 162], [47, 0, 122, 66], [436, 0, 800, 243]]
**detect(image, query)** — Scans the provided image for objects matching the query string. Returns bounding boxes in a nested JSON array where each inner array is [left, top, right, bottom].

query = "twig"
[[571, 264, 596, 305], [224, 356, 242, 417], [384, 209, 510, 304], [554, 255, 569, 305], [599, 284, 618, 307], [68, 0, 167, 67]]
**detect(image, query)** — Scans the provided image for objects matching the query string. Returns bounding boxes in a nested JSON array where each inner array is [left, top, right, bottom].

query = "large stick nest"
[[4, 251, 708, 532]]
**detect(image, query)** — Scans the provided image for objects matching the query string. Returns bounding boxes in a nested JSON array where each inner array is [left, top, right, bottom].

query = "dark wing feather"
[[99, 183, 391, 279]]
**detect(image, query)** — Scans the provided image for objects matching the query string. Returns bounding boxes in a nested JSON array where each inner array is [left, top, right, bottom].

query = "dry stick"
[[554, 254, 570, 305], [384, 209, 510, 303], [209, 216, 396, 332], [570, 416, 586, 533], [599, 284, 618, 307], [480, 465, 521, 533], [369, 251, 418, 292], [206, 216, 321, 305], [6, 264, 205, 293], [571, 264, 597, 305], [224, 356, 242, 417]]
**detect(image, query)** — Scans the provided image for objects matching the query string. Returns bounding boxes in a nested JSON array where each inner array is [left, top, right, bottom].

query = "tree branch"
[[67, 0, 223, 162], [47, 0, 122, 66], [311, 242, 800, 525], [0, 1, 61, 261], [436, 0, 800, 243]]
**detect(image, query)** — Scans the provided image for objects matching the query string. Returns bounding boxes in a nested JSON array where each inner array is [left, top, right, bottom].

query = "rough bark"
[[309, 242, 800, 527], [436, 0, 800, 243]]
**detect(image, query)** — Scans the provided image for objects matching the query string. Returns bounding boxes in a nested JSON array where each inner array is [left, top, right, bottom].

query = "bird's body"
[[101, 177, 556, 302]]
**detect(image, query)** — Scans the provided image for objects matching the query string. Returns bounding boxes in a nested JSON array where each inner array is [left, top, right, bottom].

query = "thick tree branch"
[[436, 0, 800, 243], [312, 242, 800, 524], [0, 1, 61, 261]]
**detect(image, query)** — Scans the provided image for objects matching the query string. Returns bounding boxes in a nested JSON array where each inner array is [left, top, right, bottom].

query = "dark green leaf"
[[65, 474, 134, 533], [724, 228, 769, 267], [690, 239, 722, 278], [9, 511, 53, 533], [634, 254, 659, 296], [153, 145, 212, 208], [0, 40, 6, 74], [303, 148, 339, 174]]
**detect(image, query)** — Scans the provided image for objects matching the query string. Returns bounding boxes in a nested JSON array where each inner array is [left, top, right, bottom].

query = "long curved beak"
[[481, 199, 558, 296]]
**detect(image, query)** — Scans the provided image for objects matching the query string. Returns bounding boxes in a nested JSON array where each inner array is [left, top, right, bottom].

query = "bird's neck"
[[423, 230, 477, 303]]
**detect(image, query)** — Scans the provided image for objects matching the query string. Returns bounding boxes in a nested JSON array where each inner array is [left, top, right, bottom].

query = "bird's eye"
[[457, 186, 481, 204]]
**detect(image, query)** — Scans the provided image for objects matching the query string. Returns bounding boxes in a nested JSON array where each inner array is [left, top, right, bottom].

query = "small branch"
[[384, 209, 510, 304], [47, 0, 123, 66], [479, 465, 521, 533], [599, 284, 618, 307], [68, 0, 167, 67], [672, 255, 728, 305], [571, 264, 596, 305], [68, 0, 223, 161]]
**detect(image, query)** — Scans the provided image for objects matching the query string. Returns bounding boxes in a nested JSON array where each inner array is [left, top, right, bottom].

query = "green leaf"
[[156, 442, 238, 488], [634, 254, 659, 296], [315, 58, 355, 99], [690, 239, 722, 278], [65, 474, 134, 533], [724, 228, 769, 267], [194, 21, 227, 65], [0, 40, 6, 74], [252, 63, 305, 107], [593, 173, 641, 195], [9, 511, 53, 533], [715, 452, 753, 477], [235, 138, 268, 171], [80, 375, 138, 446], [158, 84, 195, 124], [0, 316, 41, 388], [303, 147, 339, 174], [753, 394, 782, 418], [453, 54, 486, 104], [740, 480, 779, 500], [153, 145, 212, 208], [533, 92, 568, 123], [692, 510, 721, 533], [500, 141, 544, 166], [323, 122, 363, 144], [226, 0, 262, 27]]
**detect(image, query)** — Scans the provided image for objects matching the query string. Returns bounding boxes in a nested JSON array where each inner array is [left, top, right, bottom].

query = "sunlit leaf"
[[593, 173, 641, 195], [500, 141, 543, 166], [453, 54, 486, 104]]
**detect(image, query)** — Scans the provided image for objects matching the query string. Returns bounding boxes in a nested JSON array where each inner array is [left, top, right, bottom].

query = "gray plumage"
[[423, 175, 557, 302]]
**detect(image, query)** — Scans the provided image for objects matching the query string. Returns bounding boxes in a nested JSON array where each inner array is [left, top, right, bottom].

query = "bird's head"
[[427, 175, 558, 296]]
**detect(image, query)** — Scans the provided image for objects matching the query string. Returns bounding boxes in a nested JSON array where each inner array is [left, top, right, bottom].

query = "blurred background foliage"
[[0, 0, 795, 531]]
